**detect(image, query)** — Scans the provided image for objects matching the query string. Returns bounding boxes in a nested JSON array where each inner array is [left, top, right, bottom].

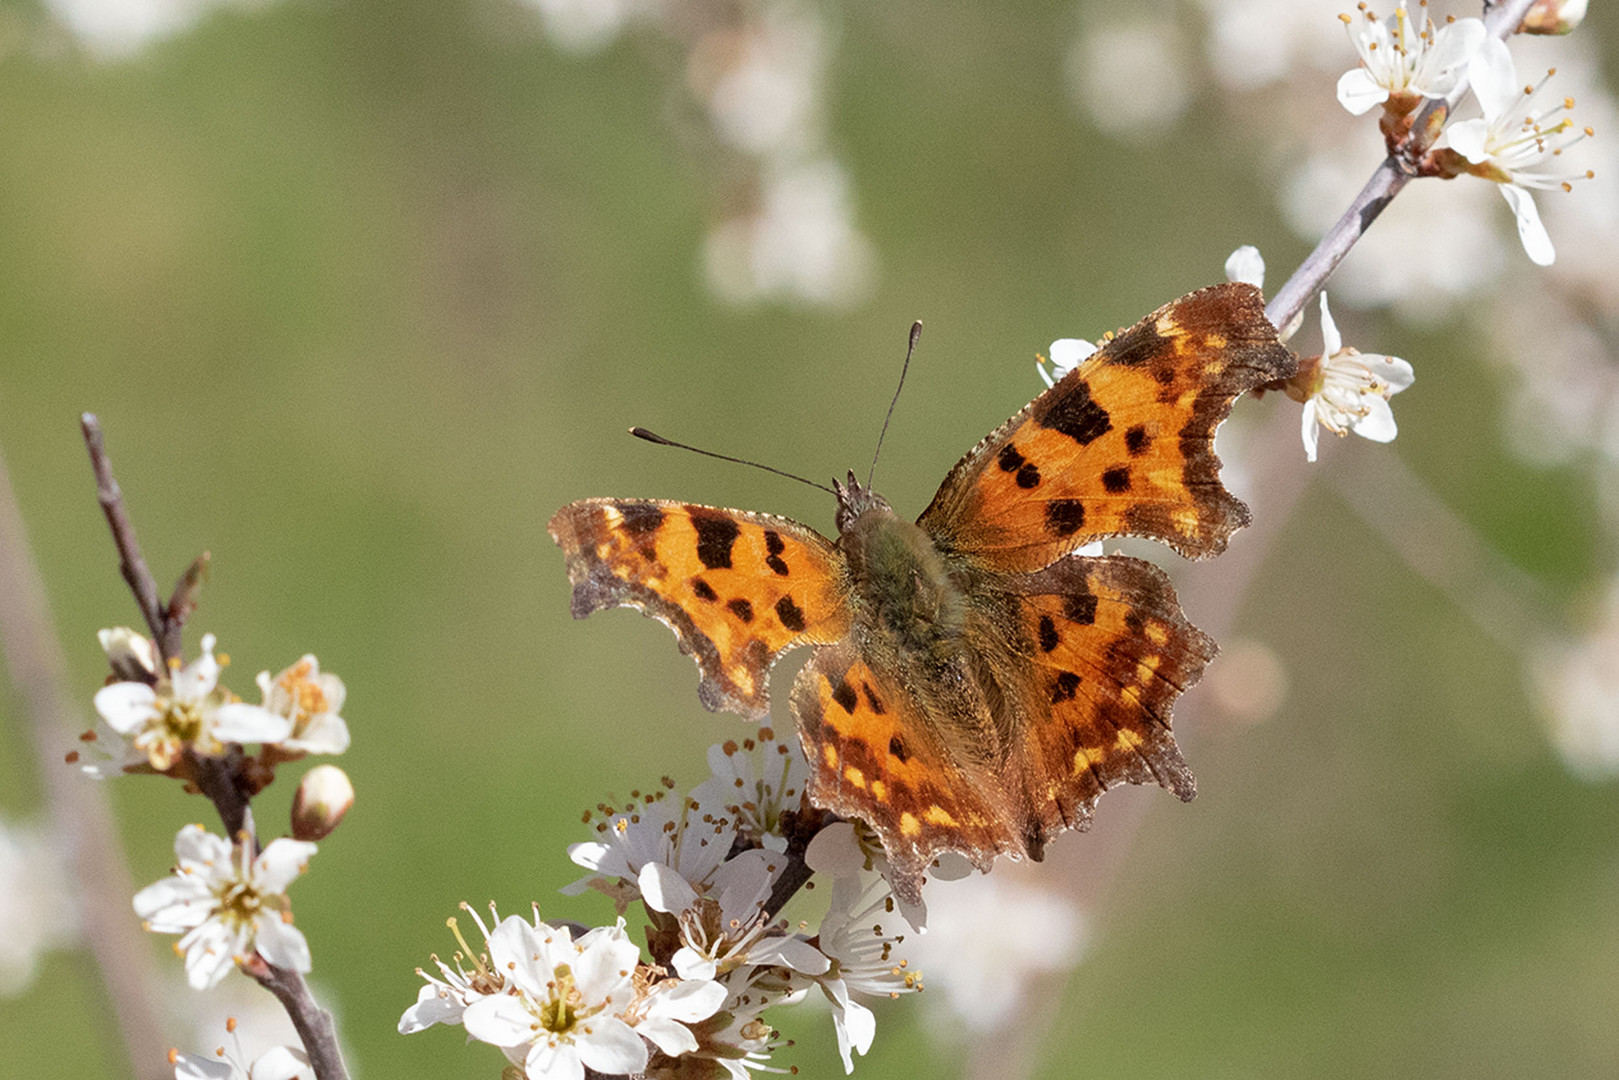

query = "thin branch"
[[0, 441, 172, 1080], [248, 960, 352, 1080], [80, 414, 178, 663]]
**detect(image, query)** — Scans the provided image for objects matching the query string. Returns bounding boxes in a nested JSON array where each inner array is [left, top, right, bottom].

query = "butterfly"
[[549, 282, 1294, 904]]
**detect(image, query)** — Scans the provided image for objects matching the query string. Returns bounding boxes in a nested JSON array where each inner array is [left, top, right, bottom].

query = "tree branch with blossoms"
[[52, 3, 1605, 1080]]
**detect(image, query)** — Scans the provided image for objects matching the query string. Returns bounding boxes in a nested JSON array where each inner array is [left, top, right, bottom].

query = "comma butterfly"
[[550, 282, 1294, 904]]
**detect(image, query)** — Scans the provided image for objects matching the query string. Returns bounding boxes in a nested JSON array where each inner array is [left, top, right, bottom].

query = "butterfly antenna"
[[629, 428, 835, 495], [868, 320, 923, 489]]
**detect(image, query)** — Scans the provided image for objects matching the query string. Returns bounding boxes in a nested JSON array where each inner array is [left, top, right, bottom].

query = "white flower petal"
[[213, 703, 294, 745], [1317, 292, 1342, 356], [1336, 68, 1388, 115], [1047, 338, 1097, 370], [525, 1040, 585, 1080], [398, 983, 465, 1033], [93, 681, 157, 734], [252, 915, 312, 974], [648, 977, 727, 1023], [173, 823, 230, 867], [463, 994, 537, 1048], [1501, 183, 1555, 265], [1441, 118, 1491, 163], [249, 1046, 310, 1080], [671, 946, 718, 982], [571, 926, 639, 1006], [751, 934, 830, 975], [180, 920, 239, 989], [253, 839, 317, 893], [804, 822, 863, 877], [133, 876, 213, 930], [1223, 245, 1265, 289], [1467, 36, 1519, 122], [171, 1053, 237, 1080], [1350, 397, 1399, 442], [638, 861, 699, 915], [1301, 399, 1322, 463], [574, 1016, 648, 1076]]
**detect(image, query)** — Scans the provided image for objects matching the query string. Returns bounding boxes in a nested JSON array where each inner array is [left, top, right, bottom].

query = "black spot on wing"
[[689, 510, 740, 570], [1045, 499, 1086, 537], [888, 736, 909, 762], [775, 595, 806, 633], [862, 682, 886, 715], [1101, 320, 1168, 368], [1102, 466, 1131, 493], [692, 579, 718, 602], [1065, 589, 1097, 626], [1125, 425, 1151, 456], [727, 598, 755, 623], [763, 530, 789, 576], [1015, 463, 1041, 489], [1038, 615, 1059, 652], [1038, 380, 1113, 446], [1051, 671, 1082, 703], [998, 445, 1026, 472], [831, 678, 858, 714], [618, 503, 664, 536]]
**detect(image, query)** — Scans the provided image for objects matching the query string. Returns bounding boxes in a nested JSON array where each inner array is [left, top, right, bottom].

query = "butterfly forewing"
[[917, 282, 1294, 572], [549, 499, 851, 718]]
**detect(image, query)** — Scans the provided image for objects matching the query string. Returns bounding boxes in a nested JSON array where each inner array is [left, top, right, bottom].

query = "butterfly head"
[[833, 470, 893, 534]]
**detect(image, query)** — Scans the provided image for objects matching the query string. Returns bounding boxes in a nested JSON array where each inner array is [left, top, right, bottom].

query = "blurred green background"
[[2, 0, 1616, 1077]]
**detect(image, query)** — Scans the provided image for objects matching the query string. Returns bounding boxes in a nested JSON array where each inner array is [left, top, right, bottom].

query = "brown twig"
[[246, 959, 352, 1080], [80, 414, 178, 664]]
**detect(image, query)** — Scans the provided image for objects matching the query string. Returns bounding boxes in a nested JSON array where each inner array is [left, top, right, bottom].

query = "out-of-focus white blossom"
[[1336, 5, 1483, 116], [905, 868, 1088, 1035], [1439, 36, 1593, 266], [1522, 0, 1588, 36], [1293, 293, 1414, 462], [704, 159, 877, 308], [1067, 20, 1192, 140], [0, 816, 78, 996], [45, 0, 267, 59], [1534, 578, 1619, 779], [517, 0, 640, 54], [134, 824, 315, 990]]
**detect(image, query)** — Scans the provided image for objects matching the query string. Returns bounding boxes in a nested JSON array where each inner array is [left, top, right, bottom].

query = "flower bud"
[[97, 626, 157, 684], [291, 765, 354, 841], [1522, 0, 1587, 35]]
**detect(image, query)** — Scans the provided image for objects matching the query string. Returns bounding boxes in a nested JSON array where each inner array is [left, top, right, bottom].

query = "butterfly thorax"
[[835, 476, 969, 662]]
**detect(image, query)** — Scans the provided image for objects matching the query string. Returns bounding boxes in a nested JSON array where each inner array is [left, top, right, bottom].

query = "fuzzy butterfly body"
[[550, 282, 1294, 903]]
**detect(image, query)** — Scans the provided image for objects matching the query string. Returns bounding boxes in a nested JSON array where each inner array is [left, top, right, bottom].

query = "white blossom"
[[93, 634, 291, 774], [134, 824, 315, 990], [1295, 293, 1414, 462], [1224, 244, 1266, 290], [171, 1019, 309, 1080], [1336, 5, 1484, 116], [459, 917, 647, 1080], [642, 852, 827, 982], [250, 655, 350, 756], [1037, 337, 1099, 389], [0, 816, 78, 996], [1439, 36, 1592, 266], [686, 726, 810, 853], [807, 872, 921, 1073], [398, 903, 512, 1035]]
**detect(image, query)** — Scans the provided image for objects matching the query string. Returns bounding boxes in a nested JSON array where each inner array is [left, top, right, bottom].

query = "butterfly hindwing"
[[549, 499, 851, 719], [1009, 554, 1210, 851], [789, 642, 1013, 904], [918, 282, 1294, 572]]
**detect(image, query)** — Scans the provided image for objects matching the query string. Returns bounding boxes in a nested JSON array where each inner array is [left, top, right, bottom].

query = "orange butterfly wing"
[[549, 499, 851, 719], [918, 282, 1294, 572], [1009, 554, 1212, 850]]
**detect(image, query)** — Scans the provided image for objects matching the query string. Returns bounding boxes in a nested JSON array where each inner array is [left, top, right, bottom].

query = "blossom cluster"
[[401, 728, 923, 1079]]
